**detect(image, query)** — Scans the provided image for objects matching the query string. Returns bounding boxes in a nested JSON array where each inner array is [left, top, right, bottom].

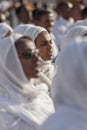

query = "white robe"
[[39, 38, 87, 130], [0, 34, 55, 130]]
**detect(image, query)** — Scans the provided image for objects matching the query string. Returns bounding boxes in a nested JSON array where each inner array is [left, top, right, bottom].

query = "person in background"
[[53, 1, 74, 50], [39, 37, 87, 130], [15, 4, 32, 24], [32, 8, 58, 61], [0, 33, 54, 130]]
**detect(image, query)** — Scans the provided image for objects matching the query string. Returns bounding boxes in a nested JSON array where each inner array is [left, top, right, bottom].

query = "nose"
[[48, 43, 52, 50]]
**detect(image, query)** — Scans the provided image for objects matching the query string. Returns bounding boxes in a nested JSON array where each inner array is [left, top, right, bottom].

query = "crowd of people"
[[0, 0, 87, 130]]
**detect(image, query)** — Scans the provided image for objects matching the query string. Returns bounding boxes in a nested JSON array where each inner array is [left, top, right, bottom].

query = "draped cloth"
[[14, 24, 56, 89], [0, 23, 13, 40], [39, 38, 87, 130], [0, 33, 54, 130], [62, 25, 87, 49]]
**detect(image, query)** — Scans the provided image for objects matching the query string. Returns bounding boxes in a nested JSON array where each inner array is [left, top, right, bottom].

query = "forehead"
[[15, 38, 35, 53], [36, 31, 51, 41], [41, 13, 54, 20]]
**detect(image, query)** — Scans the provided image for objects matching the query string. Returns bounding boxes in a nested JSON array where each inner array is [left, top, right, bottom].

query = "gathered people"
[[39, 37, 87, 130], [0, 33, 54, 130], [14, 24, 57, 89]]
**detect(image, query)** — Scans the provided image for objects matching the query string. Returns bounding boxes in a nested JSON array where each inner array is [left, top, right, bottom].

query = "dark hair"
[[81, 7, 87, 17], [32, 8, 53, 21], [15, 36, 32, 48], [15, 4, 27, 17]]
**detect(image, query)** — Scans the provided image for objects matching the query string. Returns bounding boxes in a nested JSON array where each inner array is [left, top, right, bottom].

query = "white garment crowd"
[[0, 16, 87, 130]]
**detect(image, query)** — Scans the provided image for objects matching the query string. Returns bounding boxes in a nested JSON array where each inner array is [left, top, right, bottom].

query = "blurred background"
[[0, 0, 86, 27]]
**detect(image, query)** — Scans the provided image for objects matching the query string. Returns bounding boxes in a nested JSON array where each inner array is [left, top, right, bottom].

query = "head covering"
[[53, 38, 87, 109], [23, 25, 47, 42], [0, 23, 13, 39], [62, 25, 87, 49], [14, 24, 47, 43], [14, 24, 34, 34], [68, 18, 87, 31], [0, 33, 54, 130], [39, 38, 87, 130]]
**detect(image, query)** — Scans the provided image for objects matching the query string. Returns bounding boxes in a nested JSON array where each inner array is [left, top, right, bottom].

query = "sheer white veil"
[[62, 25, 87, 49], [0, 33, 39, 96], [52, 38, 87, 111]]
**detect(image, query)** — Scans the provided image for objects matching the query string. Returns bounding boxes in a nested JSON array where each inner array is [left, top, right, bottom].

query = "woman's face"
[[15, 37, 40, 79], [35, 31, 53, 61]]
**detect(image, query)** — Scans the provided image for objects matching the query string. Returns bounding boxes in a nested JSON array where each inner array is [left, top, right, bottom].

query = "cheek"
[[21, 60, 32, 74], [39, 47, 47, 55]]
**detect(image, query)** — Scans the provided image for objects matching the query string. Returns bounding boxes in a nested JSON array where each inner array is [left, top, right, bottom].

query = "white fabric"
[[14, 24, 56, 87], [62, 25, 87, 49], [50, 32, 59, 60], [53, 16, 73, 49], [68, 18, 87, 31], [0, 33, 54, 130], [14, 24, 58, 61], [14, 24, 46, 43], [14, 24, 34, 35], [0, 23, 13, 39], [39, 38, 87, 130]]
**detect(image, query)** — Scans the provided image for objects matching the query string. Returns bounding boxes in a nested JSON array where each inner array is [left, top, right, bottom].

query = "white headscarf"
[[14, 24, 34, 34], [0, 33, 54, 130], [68, 18, 87, 31], [14, 24, 47, 43], [0, 23, 13, 39], [39, 38, 87, 130], [62, 25, 87, 49], [14, 24, 56, 86]]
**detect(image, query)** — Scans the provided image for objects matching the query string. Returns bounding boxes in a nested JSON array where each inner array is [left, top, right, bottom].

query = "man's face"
[[15, 38, 40, 79], [35, 31, 53, 61], [37, 13, 55, 33]]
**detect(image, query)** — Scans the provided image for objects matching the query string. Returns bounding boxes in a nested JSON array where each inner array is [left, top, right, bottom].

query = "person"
[[32, 8, 58, 61], [14, 24, 56, 88], [0, 22, 13, 40], [15, 4, 31, 24], [53, 1, 73, 50], [39, 38, 87, 130], [0, 33, 54, 130]]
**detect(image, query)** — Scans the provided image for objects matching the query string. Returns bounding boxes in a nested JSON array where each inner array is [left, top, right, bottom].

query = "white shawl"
[[62, 25, 87, 49], [14, 24, 56, 89], [0, 33, 54, 130], [39, 38, 87, 130], [0, 23, 13, 39]]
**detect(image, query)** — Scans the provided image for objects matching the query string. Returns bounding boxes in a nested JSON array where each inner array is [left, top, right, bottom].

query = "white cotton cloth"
[[14, 24, 58, 61], [62, 25, 87, 49], [0, 23, 13, 39], [39, 38, 87, 130], [14, 24, 34, 34], [68, 18, 87, 31], [14, 24, 56, 87], [0, 33, 54, 130], [31, 57, 56, 92], [14, 24, 47, 43]]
